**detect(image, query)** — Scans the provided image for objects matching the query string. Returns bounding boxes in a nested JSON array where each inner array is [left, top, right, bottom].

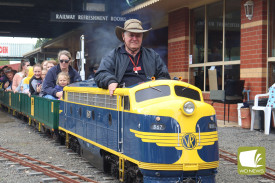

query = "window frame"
[[189, 0, 241, 92]]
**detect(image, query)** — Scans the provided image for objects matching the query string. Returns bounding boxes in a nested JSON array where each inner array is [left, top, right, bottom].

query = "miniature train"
[[0, 79, 219, 183]]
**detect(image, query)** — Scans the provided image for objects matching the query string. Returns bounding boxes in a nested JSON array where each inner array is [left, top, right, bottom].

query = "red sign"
[[0, 46, 9, 54]]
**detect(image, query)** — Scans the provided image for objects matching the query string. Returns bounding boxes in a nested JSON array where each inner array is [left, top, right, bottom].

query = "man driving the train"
[[95, 19, 170, 96]]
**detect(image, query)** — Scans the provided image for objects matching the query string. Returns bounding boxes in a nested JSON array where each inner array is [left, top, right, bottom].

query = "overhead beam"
[[0, 2, 34, 7]]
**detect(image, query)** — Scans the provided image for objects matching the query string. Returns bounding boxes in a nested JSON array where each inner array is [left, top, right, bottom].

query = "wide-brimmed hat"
[[4, 67, 13, 74], [115, 19, 152, 42]]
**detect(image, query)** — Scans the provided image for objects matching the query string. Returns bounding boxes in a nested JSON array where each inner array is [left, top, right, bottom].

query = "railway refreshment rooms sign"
[[238, 147, 266, 175], [50, 12, 137, 23], [0, 45, 9, 56]]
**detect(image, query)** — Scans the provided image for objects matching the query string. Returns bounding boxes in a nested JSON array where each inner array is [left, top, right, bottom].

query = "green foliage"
[[0, 61, 10, 66], [34, 38, 52, 48]]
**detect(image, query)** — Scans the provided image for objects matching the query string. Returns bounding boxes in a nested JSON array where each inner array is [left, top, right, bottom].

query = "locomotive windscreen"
[[174, 85, 201, 101], [135, 85, 170, 102]]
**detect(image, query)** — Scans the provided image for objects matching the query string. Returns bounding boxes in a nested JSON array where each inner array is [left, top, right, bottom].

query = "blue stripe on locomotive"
[[196, 115, 219, 162], [59, 101, 182, 164], [123, 112, 182, 164]]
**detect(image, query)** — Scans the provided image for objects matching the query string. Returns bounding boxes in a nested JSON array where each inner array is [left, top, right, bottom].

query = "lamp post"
[[244, 0, 254, 20]]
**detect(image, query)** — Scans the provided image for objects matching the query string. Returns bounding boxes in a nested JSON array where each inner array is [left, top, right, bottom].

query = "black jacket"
[[41, 64, 81, 97], [29, 76, 42, 95], [95, 46, 170, 89]]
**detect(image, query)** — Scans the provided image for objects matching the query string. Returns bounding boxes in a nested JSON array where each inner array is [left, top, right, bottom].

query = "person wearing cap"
[[95, 19, 170, 96], [88, 64, 99, 80]]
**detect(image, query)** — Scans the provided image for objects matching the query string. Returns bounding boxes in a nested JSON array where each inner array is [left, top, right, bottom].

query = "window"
[[190, 67, 204, 91], [174, 86, 201, 101], [135, 85, 170, 102], [190, 6, 205, 64], [207, 1, 223, 62], [225, 0, 241, 61], [189, 0, 241, 91], [122, 96, 130, 110]]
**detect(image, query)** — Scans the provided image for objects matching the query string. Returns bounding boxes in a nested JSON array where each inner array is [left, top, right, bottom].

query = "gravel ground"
[[216, 126, 275, 183], [0, 110, 118, 183], [0, 109, 274, 183]]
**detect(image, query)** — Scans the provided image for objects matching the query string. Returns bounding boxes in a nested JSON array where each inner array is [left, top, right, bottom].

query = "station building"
[[22, 0, 274, 123], [0, 42, 34, 62]]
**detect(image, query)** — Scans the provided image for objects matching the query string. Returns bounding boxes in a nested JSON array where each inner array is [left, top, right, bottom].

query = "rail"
[[0, 147, 98, 183]]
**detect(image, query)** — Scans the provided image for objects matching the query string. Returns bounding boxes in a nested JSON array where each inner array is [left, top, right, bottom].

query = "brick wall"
[[167, 1, 268, 123], [240, 0, 268, 99], [168, 7, 189, 82]]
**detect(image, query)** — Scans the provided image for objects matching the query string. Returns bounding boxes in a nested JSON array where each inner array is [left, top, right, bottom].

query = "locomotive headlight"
[[182, 101, 195, 116]]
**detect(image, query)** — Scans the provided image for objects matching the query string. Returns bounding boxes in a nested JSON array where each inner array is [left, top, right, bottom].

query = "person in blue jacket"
[[41, 50, 81, 99], [95, 19, 170, 96]]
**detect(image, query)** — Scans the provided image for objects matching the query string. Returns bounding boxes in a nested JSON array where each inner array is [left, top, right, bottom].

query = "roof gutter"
[[122, 0, 161, 15]]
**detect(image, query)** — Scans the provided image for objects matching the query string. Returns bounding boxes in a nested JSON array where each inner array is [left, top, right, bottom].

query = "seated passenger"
[[22, 66, 33, 94], [12, 60, 30, 92], [17, 66, 30, 93], [41, 69, 47, 81], [46, 60, 57, 71], [41, 60, 48, 70], [2, 67, 15, 91], [45, 72, 70, 100], [0, 66, 8, 88], [29, 64, 42, 96], [87, 64, 99, 80], [41, 50, 81, 99]]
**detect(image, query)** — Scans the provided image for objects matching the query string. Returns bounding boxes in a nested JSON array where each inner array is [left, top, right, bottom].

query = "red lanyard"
[[128, 53, 140, 68]]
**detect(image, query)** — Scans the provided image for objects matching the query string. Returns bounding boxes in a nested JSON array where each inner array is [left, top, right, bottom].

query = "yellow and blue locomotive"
[[59, 79, 219, 183]]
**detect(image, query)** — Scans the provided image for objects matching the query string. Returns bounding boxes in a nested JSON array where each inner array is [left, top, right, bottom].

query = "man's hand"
[[108, 83, 118, 96]]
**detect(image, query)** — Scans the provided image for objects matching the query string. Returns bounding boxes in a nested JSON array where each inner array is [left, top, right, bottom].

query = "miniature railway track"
[[219, 149, 275, 181], [0, 147, 98, 183]]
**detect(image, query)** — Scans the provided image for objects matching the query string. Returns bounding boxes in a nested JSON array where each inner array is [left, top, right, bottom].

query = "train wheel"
[[59, 131, 66, 145], [103, 153, 112, 173], [52, 130, 60, 143], [124, 161, 143, 183]]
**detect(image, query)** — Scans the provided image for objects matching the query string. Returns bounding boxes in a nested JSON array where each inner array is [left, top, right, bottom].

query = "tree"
[[34, 38, 52, 48]]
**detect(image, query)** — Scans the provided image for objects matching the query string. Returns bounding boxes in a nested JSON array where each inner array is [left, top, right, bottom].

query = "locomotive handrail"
[[177, 124, 180, 147], [197, 124, 201, 146]]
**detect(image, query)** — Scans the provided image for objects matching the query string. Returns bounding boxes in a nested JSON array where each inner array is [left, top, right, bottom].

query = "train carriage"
[[59, 79, 219, 183], [0, 91, 60, 133]]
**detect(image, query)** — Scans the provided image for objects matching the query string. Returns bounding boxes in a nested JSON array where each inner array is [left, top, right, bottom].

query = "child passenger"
[[29, 64, 42, 96], [41, 69, 47, 81], [44, 72, 69, 100], [54, 72, 70, 99]]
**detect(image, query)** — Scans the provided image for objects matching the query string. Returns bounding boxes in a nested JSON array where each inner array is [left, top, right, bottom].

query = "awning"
[[122, 0, 219, 15], [23, 47, 42, 58]]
